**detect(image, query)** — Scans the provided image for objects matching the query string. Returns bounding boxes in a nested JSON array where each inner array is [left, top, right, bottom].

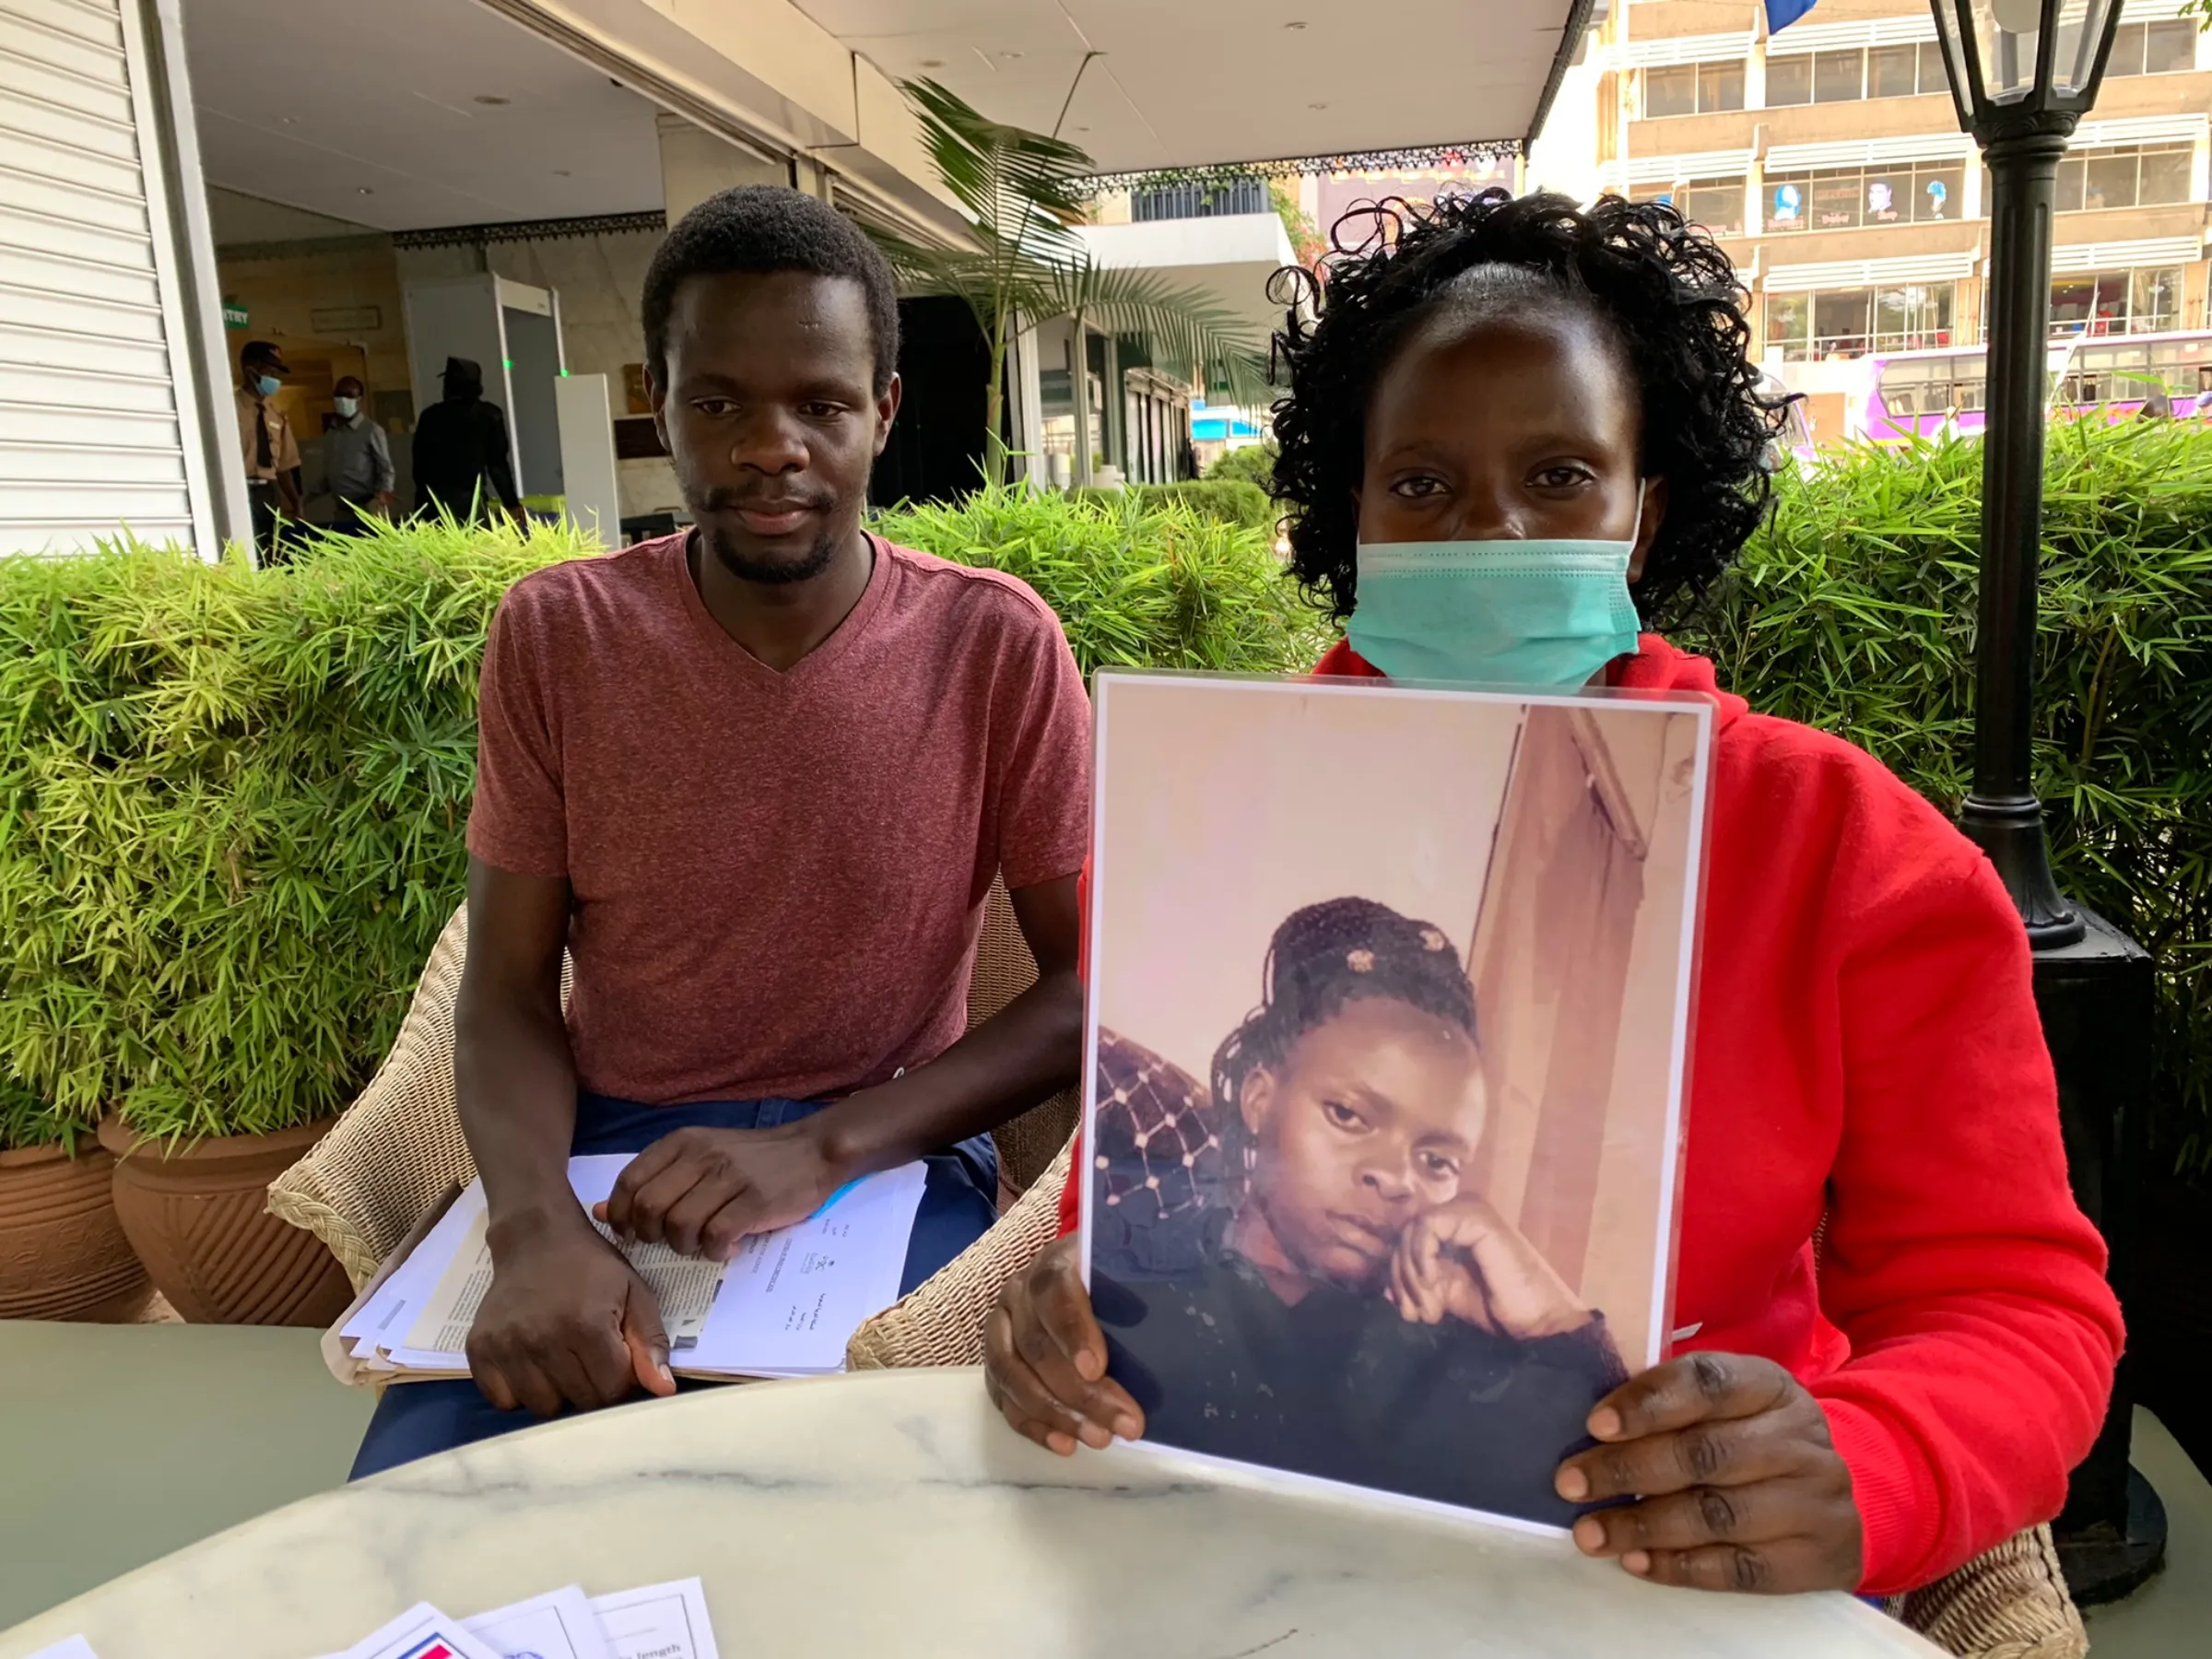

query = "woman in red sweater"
[[982, 190, 2122, 1599]]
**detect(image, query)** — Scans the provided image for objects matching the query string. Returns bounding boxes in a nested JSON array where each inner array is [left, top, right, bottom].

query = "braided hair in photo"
[[1212, 897, 1480, 1186], [1265, 188, 1792, 627]]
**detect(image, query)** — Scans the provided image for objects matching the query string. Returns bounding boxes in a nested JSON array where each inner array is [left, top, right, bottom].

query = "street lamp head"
[[1928, 0, 2124, 144]]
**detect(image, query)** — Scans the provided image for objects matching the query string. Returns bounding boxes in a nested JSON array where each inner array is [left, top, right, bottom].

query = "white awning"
[[1763, 15, 1936, 56], [1074, 214, 1299, 337], [1604, 31, 1756, 69], [1601, 148, 1758, 188], [1763, 252, 1981, 293], [2049, 236, 2206, 274], [2070, 114, 2209, 151], [1765, 134, 1976, 172]]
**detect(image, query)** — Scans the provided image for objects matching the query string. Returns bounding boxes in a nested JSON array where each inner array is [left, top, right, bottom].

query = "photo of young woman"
[[1090, 895, 1630, 1527], [1075, 670, 1708, 1530]]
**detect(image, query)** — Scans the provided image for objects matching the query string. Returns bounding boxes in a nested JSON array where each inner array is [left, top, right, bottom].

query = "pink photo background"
[[1091, 675, 1705, 1366]]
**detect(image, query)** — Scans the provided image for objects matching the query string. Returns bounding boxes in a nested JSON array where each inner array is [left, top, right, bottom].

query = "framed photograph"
[[1081, 672, 1713, 1535]]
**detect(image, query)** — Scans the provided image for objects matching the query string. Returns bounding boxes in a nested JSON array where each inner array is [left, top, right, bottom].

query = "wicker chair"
[[268, 891, 2085, 1659], [265, 878, 1078, 1288]]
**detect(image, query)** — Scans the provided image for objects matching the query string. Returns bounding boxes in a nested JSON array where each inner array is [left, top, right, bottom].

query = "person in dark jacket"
[[413, 356, 523, 523], [1089, 897, 1625, 1528]]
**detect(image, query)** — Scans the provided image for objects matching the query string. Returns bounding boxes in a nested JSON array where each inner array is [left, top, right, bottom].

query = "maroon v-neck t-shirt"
[[466, 532, 1092, 1106]]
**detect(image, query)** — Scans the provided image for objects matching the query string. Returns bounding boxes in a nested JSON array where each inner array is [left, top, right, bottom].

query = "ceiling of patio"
[[181, 0, 664, 232], [789, 0, 1586, 174], [177, 0, 1586, 235]]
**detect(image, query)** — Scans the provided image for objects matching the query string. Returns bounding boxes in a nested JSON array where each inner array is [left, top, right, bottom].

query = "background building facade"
[[1547, 0, 2212, 440]]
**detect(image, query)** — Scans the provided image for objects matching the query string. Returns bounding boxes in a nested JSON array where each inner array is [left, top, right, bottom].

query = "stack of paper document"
[[327, 1579, 717, 1659], [328, 1155, 926, 1383]]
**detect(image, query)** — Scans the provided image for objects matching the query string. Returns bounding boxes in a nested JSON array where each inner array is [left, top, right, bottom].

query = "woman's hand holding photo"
[[1554, 1351, 1863, 1594], [984, 1234, 1146, 1457], [1388, 1192, 1594, 1340]]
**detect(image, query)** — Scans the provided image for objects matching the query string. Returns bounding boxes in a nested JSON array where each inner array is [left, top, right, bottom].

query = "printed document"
[[589, 1580, 720, 1659], [333, 1155, 925, 1382], [465, 1585, 614, 1659]]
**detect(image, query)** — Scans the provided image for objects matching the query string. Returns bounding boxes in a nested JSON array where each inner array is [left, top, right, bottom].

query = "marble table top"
[[1, 1368, 1940, 1659]]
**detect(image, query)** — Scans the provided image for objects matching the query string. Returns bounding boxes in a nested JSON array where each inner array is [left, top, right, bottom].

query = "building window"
[[2055, 146, 2194, 213], [1765, 283, 1956, 362], [2048, 267, 2182, 336], [1766, 41, 1947, 106], [1643, 60, 1745, 117], [1675, 176, 1747, 236], [1813, 49, 1864, 102], [2105, 19, 2198, 77], [1766, 161, 1966, 233]]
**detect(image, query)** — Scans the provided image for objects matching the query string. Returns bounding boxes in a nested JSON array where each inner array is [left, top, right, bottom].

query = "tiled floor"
[[0, 1318, 2204, 1649]]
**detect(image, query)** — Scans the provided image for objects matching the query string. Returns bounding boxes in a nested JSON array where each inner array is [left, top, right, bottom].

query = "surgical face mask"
[[254, 375, 281, 398], [1345, 488, 1646, 688], [333, 395, 359, 418]]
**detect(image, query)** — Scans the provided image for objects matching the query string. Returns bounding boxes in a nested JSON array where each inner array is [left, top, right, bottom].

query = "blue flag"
[[1767, 0, 1819, 30]]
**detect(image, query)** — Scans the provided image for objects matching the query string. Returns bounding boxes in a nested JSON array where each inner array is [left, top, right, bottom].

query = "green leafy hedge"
[[0, 521, 578, 1147], [1069, 479, 1277, 531], [3, 439, 2206, 1161], [879, 485, 1323, 674], [0, 493, 1321, 1148], [1204, 441, 1279, 493], [1679, 422, 2212, 1169]]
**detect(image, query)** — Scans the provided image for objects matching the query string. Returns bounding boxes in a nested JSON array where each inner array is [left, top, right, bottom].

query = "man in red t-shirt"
[[351, 187, 1090, 1476]]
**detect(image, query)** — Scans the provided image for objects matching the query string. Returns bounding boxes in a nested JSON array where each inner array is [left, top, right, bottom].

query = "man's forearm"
[[810, 964, 1081, 1177], [456, 995, 586, 1252]]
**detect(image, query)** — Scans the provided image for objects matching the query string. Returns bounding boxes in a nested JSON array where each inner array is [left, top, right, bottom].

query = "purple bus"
[[1848, 330, 2212, 442]]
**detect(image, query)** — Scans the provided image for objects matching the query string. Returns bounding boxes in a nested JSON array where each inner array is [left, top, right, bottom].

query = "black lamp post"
[[1926, 0, 2164, 1603], [1928, 0, 2113, 945]]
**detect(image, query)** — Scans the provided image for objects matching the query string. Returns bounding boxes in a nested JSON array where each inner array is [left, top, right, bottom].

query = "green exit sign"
[[221, 301, 248, 328]]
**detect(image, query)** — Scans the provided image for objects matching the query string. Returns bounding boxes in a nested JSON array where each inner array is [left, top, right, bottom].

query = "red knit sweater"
[[1055, 636, 2122, 1595]]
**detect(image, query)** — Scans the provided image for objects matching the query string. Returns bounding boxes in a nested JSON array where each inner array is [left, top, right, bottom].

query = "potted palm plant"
[[869, 78, 1271, 489]]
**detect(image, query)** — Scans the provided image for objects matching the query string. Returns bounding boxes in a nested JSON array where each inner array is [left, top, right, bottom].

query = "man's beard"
[[699, 520, 841, 586]]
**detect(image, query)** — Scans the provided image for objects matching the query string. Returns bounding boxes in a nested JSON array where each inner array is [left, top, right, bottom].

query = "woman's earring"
[[1242, 1141, 1257, 1174]]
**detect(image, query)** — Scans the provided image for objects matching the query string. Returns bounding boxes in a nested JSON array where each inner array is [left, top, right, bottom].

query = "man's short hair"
[[641, 185, 902, 394]]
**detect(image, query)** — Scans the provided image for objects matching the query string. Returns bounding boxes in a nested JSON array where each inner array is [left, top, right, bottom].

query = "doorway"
[[502, 306, 564, 500]]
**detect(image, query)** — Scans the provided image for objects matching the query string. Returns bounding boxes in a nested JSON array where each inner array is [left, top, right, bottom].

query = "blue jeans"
[[348, 1092, 997, 1478]]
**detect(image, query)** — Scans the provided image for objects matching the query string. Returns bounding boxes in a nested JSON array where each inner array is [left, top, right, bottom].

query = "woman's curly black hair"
[[1268, 188, 1790, 625]]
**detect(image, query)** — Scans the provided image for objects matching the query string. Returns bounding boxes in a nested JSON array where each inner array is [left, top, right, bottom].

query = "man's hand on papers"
[[594, 1122, 843, 1261], [468, 1214, 679, 1417]]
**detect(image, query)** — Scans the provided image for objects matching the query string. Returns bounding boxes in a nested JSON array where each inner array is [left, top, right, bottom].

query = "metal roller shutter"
[[0, 0, 223, 555]]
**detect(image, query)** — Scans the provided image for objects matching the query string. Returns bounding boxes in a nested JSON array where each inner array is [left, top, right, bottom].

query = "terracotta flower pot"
[[0, 1137, 149, 1321], [97, 1117, 353, 1326]]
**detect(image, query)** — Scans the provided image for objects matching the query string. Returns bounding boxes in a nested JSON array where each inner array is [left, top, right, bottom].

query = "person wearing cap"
[[324, 375, 395, 534], [235, 340, 300, 558], [412, 356, 524, 524]]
